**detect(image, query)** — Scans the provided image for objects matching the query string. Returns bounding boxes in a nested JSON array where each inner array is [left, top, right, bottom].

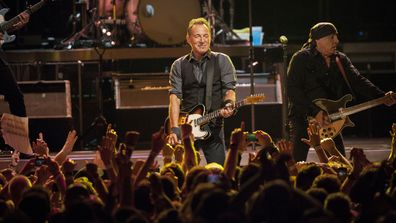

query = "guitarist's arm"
[[168, 94, 181, 145], [220, 89, 236, 118]]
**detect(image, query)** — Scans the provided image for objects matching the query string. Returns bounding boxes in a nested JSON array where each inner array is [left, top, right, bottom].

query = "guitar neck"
[[1, 0, 47, 31], [330, 95, 388, 120], [196, 100, 246, 126]]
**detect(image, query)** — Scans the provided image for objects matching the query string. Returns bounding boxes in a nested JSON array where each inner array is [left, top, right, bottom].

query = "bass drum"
[[126, 0, 201, 45]]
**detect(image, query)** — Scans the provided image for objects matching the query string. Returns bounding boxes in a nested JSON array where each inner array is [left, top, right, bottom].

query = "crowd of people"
[[0, 121, 396, 223]]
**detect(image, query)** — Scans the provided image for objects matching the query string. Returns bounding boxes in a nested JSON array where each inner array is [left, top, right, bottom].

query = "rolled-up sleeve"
[[169, 58, 183, 99], [218, 53, 236, 93]]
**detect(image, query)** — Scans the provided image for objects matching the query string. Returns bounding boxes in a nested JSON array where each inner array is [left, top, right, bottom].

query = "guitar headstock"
[[243, 93, 265, 104]]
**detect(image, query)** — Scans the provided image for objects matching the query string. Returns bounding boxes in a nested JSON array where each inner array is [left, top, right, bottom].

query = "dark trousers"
[[195, 126, 226, 166], [290, 118, 345, 162], [0, 59, 26, 117]]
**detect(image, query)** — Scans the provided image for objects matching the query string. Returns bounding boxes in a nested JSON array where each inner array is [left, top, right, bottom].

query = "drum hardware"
[[202, 0, 239, 44]]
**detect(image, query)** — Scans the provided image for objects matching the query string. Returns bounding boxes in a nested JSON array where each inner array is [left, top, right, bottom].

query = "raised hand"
[[116, 143, 133, 171], [54, 130, 78, 165], [162, 143, 174, 164], [230, 121, 247, 151], [277, 139, 293, 156], [35, 165, 51, 185], [32, 132, 49, 156], [152, 126, 165, 155], [62, 130, 78, 153], [98, 125, 118, 166], [180, 123, 193, 142], [254, 130, 273, 148], [174, 144, 184, 163], [301, 121, 321, 147], [388, 123, 396, 162]]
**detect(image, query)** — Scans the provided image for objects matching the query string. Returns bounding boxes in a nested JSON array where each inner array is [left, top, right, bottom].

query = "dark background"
[[2, 0, 396, 49], [1, 0, 395, 149]]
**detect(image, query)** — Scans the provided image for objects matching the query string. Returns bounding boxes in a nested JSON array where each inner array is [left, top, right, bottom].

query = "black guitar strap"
[[205, 54, 216, 111], [336, 56, 356, 99]]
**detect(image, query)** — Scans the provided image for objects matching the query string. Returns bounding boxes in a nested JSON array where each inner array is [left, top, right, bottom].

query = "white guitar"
[[164, 94, 265, 140]]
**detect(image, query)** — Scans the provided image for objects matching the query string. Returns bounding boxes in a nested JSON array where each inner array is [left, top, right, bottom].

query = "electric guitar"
[[164, 94, 265, 140], [313, 93, 395, 140], [0, 0, 49, 46]]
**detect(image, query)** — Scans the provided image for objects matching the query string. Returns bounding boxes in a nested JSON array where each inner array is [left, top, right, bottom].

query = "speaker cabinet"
[[0, 80, 72, 118], [114, 73, 169, 109]]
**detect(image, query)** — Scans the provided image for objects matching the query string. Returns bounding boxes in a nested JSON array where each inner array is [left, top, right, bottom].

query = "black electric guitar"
[[314, 93, 395, 140], [164, 94, 265, 140], [0, 0, 49, 46]]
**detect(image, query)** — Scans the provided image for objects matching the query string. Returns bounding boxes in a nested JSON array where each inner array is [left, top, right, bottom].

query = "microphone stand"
[[279, 36, 289, 139], [248, 0, 256, 150]]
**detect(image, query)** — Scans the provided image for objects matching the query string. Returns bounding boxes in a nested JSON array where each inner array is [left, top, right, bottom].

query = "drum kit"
[[63, 0, 236, 48]]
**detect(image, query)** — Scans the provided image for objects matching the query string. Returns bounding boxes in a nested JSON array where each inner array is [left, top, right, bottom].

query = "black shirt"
[[287, 46, 384, 119]]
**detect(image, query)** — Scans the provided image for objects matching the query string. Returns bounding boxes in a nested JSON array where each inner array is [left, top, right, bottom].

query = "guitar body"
[[164, 104, 211, 140], [0, 8, 16, 45], [313, 94, 355, 139]]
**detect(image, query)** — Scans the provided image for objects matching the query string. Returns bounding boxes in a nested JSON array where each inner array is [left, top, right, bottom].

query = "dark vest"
[[180, 53, 222, 113]]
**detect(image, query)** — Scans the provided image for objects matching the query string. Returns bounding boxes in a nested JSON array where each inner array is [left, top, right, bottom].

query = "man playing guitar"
[[287, 22, 396, 162]]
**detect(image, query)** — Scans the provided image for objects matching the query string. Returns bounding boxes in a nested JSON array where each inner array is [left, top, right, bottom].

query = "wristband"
[[171, 127, 181, 139]]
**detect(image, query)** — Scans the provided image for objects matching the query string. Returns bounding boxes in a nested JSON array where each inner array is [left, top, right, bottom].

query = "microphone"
[[279, 35, 288, 44]]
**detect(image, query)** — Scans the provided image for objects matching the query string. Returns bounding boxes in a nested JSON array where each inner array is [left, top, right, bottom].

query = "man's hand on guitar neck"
[[9, 12, 30, 33], [384, 91, 396, 106], [220, 100, 235, 118]]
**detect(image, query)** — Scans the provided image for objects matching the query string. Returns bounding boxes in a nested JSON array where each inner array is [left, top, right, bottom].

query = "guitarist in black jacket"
[[167, 18, 236, 166], [0, 1, 30, 117], [287, 22, 396, 162]]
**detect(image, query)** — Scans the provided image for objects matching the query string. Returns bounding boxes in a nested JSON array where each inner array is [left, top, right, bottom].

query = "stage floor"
[[0, 137, 392, 170]]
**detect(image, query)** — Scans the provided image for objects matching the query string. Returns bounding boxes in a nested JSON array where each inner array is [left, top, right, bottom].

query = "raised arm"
[[134, 127, 164, 186], [180, 123, 198, 172], [320, 138, 352, 169], [387, 123, 396, 162], [97, 125, 118, 182], [54, 130, 78, 165], [224, 122, 247, 179], [301, 122, 328, 163]]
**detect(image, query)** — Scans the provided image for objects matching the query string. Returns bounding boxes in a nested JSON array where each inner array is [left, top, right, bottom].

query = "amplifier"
[[113, 73, 282, 109], [114, 73, 170, 109], [236, 73, 282, 104], [0, 80, 72, 118]]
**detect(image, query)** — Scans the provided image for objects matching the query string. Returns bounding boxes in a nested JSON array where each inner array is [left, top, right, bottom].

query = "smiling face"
[[315, 34, 339, 57], [187, 23, 211, 60]]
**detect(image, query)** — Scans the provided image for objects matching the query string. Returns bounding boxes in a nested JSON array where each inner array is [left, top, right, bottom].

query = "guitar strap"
[[335, 56, 356, 99], [205, 53, 216, 111]]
